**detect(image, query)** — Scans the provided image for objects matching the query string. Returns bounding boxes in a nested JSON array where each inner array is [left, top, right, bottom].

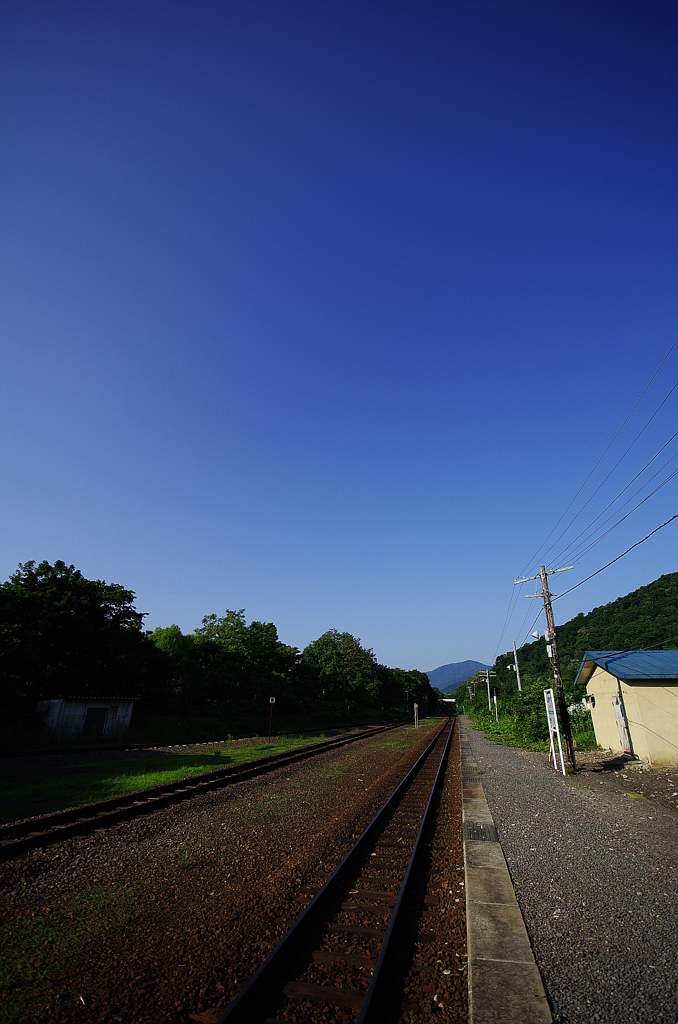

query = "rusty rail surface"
[[0, 723, 405, 860], [216, 716, 455, 1024]]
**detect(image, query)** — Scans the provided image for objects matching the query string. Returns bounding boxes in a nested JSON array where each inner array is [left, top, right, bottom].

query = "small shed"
[[35, 697, 135, 740], [574, 651, 678, 765]]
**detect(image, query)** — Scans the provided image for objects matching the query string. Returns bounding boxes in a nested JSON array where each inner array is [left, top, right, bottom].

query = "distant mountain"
[[426, 660, 489, 694]]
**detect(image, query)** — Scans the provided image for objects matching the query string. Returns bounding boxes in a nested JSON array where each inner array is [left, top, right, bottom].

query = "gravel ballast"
[[0, 722, 463, 1024], [462, 719, 678, 1024]]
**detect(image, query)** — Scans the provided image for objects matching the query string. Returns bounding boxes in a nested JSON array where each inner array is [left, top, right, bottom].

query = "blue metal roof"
[[574, 650, 678, 687]]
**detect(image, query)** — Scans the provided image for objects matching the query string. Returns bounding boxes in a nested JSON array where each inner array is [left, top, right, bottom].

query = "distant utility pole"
[[515, 564, 576, 770], [512, 641, 522, 692], [482, 669, 496, 712]]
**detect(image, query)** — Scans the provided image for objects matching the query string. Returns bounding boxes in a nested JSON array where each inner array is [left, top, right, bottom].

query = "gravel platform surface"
[[462, 719, 678, 1024]]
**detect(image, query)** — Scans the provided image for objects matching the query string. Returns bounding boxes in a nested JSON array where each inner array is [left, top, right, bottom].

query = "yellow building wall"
[[587, 667, 624, 753], [632, 680, 678, 765], [618, 681, 648, 761], [586, 667, 678, 764]]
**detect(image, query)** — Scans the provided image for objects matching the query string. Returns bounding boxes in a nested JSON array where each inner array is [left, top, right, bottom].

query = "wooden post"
[[515, 564, 576, 770], [539, 566, 576, 770], [513, 641, 522, 692]]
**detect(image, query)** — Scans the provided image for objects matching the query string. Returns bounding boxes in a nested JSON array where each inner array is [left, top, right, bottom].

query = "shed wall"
[[37, 699, 134, 739], [632, 681, 678, 765], [586, 667, 624, 752], [585, 669, 678, 764]]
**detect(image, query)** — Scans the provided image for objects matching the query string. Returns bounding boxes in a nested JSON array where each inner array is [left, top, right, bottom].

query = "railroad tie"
[[282, 981, 364, 1010], [312, 951, 375, 968], [328, 923, 386, 938]]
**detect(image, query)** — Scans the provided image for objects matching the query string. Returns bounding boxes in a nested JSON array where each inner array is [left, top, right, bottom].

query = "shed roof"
[[574, 650, 678, 688]]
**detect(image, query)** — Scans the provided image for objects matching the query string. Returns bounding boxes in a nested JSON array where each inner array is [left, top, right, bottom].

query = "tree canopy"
[[1, 561, 438, 719], [0, 560, 159, 711]]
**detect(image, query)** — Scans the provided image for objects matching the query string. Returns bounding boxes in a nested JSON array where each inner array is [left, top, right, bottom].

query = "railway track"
[[216, 716, 459, 1024], [0, 723, 402, 861]]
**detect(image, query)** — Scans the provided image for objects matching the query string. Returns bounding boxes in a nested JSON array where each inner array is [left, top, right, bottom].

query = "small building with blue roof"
[[575, 650, 678, 765]]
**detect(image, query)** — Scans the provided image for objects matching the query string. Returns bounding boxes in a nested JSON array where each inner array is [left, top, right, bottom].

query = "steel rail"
[[215, 716, 454, 1024], [0, 722, 403, 860], [357, 716, 453, 1022]]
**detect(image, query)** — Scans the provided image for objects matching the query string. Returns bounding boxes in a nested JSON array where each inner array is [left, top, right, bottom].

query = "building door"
[[84, 707, 108, 737], [612, 695, 632, 754]]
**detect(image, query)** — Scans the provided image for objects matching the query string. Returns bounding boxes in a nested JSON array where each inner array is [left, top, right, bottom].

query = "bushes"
[[466, 678, 600, 751]]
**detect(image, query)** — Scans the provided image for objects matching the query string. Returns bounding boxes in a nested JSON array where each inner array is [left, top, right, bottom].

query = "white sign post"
[[544, 688, 565, 776], [493, 693, 498, 723], [414, 702, 419, 729], [268, 697, 275, 740]]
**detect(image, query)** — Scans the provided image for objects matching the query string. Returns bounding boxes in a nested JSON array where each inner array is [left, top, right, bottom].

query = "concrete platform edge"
[[460, 720, 552, 1024]]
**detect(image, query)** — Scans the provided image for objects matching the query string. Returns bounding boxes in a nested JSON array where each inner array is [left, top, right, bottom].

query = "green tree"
[[150, 625, 221, 710], [0, 560, 159, 712], [194, 610, 298, 701], [301, 629, 378, 703]]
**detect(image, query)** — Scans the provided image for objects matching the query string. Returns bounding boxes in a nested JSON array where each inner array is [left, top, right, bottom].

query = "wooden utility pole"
[[514, 565, 576, 771], [482, 669, 496, 711], [512, 641, 522, 692]]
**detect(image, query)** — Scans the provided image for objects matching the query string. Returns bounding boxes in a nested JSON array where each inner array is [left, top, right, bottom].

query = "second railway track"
[[0, 724, 402, 861]]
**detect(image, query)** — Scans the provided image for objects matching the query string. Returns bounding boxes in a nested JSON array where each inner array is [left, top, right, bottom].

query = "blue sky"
[[2, 0, 677, 672]]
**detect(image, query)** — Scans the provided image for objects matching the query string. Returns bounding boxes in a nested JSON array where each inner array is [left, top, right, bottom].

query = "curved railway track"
[[216, 716, 458, 1024], [0, 724, 402, 861]]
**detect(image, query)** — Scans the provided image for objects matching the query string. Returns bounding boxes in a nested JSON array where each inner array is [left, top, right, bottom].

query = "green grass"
[[0, 885, 139, 1022], [0, 735, 326, 824], [242, 792, 284, 824]]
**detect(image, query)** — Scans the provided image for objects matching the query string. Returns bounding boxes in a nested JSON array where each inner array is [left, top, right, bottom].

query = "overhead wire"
[[517, 337, 678, 578], [636, 633, 678, 651], [498, 338, 677, 664], [559, 467, 678, 566], [552, 512, 678, 603], [491, 584, 523, 661], [519, 607, 544, 648], [537, 378, 678, 568], [551, 447, 678, 567]]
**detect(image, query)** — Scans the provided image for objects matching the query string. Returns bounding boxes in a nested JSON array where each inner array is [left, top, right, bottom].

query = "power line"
[[538, 378, 678, 568], [492, 595, 515, 661], [518, 337, 678, 577], [553, 456, 678, 567], [550, 432, 678, 566], [519, 607, 544, 648], [562, 468, 678, 566], [553, 512, 678, 602], [492, 582, 524, 661]]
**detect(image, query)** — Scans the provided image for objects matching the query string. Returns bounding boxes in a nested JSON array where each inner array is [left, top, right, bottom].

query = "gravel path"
[[461, 719, 678, 1024]]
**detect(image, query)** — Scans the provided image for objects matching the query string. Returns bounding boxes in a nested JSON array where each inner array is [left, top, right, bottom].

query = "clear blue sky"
[[2, 0, 677, 672]]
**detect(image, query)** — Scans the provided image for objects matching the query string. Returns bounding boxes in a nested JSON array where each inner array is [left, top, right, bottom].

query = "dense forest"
[[0, 561, 434, 719]]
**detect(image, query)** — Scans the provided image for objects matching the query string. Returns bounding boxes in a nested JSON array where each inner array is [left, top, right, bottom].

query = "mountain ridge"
[[426, 659, 489, 693]]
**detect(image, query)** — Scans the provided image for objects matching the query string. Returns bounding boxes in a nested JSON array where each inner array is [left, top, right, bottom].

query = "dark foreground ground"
[[462, 718, 678, 1024]]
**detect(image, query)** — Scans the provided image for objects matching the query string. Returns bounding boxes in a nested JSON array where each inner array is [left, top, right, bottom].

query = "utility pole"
[[482, 669, 496, 712], [515, 565, 576, 770], [512, 641, 522, 692]]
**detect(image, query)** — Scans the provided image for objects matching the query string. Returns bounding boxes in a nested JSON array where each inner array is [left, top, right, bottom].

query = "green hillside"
[[493, 571, 678, 689]]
